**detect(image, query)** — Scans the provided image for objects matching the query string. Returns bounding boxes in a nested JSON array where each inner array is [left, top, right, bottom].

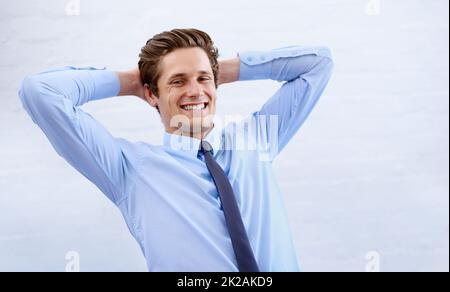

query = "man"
[[19, 28, 333, 272]]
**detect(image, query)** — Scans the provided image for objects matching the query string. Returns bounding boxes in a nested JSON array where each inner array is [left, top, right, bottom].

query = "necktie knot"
[[199, 140, 214, 155]]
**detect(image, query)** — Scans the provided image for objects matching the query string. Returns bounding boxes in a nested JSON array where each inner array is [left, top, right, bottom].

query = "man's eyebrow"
[[167, 71, 212, 80]]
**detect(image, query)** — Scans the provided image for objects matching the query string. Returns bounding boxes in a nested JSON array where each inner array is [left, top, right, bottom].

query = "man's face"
[[145, 47, 217, 138]]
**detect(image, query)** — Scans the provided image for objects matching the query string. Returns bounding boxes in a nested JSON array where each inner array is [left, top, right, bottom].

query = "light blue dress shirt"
[[19, 45, 333, 272]]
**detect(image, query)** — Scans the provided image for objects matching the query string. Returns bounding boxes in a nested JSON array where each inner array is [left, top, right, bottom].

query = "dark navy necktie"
[[199, 140, 260, 272]]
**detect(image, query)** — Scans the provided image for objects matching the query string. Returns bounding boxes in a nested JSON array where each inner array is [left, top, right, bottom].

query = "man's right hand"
[[116, 68, 146, 101]]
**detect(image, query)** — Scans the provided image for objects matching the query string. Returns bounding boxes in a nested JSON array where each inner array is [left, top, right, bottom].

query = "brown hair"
[[138, 28, 220, 98]]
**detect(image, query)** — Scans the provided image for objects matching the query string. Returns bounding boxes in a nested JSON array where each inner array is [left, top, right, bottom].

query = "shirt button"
[[247, 57, 253, 62], [260, 56, 266, 61]]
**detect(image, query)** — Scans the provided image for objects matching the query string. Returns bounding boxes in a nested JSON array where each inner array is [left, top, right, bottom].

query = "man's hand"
[[217, 57, 240, 86], [116, 68, 146, 101]]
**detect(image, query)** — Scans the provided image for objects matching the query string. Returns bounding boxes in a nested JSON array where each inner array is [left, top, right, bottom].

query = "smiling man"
[[19, 28, 333, 272], [139, 44, 219, 139]]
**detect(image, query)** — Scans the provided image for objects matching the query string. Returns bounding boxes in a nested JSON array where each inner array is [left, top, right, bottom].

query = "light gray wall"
[[0, 0, 448, 271]]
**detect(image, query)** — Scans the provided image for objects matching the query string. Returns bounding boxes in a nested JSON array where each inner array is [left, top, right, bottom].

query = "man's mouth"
[[180, 102, 209, 111]]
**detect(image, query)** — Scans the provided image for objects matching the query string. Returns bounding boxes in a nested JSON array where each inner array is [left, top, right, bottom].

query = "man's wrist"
[[116, 69, 145, 99], [217, 57, 240, 86]]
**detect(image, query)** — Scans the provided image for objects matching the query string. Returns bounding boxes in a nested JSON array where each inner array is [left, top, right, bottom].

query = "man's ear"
[[143, 84, 159, 109]]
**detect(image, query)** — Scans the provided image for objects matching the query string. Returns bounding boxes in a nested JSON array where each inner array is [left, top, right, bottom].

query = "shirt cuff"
[[238, 51, 272, 81], [84, 67, 120, 101], [238, 46, 333, 81]]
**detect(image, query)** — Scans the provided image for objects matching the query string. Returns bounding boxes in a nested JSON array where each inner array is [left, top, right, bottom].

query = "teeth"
[[182, 103, 206, 111]]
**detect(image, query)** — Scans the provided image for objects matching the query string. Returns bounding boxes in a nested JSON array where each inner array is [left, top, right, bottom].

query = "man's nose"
[[186, 81, 202, 97]]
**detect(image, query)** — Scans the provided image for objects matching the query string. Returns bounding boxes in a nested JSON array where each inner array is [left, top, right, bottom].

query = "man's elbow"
[[19, 75, 41, 104], [317, 46, 333, 61], [18, 74, 51, 118], [317, 47, 334, 77]]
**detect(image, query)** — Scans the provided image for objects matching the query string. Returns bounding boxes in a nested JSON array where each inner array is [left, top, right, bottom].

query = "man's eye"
[[172, 80, 183, 85], [199, 77, 210, 81]]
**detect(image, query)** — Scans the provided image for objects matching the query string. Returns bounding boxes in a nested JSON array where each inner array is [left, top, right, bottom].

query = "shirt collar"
[[163, 123, 223, 157]]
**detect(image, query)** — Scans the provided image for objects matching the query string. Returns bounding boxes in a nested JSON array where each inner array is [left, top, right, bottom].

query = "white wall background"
[[0, 0, 448, 272]]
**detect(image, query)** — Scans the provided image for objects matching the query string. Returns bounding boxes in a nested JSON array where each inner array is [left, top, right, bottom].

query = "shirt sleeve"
[[237, 45, 334, 162], [18, 66, 128, 204]]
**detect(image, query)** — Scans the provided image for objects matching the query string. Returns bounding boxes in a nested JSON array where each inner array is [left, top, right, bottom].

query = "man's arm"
[[232, 46, 334, 161], [217, 58, 240, 86], [18, 66, 141, 204]]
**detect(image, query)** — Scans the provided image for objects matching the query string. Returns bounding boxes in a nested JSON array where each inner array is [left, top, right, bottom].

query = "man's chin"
[[175, 121, 212, 139], [169, 113, 215, 137]]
